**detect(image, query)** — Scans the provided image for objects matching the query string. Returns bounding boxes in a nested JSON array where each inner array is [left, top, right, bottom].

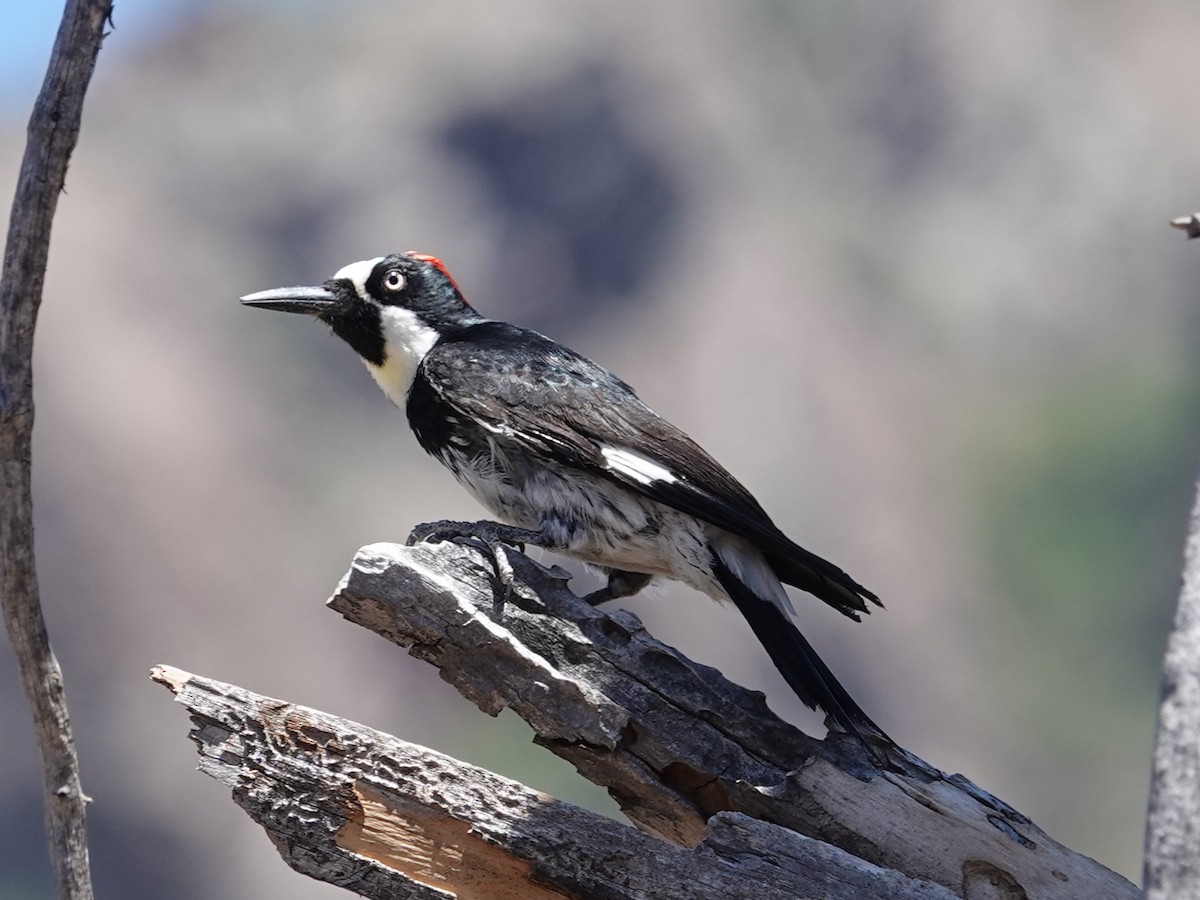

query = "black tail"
[[711, 555, 889, 746]]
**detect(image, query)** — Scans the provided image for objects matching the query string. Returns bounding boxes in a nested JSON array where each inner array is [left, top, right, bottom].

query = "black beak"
[[240, 285, 338, 315]]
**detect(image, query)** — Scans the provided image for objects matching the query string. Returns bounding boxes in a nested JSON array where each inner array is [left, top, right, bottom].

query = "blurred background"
[[2, 1, 1196, 895]]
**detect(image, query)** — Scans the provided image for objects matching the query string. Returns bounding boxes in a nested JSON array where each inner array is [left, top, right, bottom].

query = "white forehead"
[[333, 256, 386, 300]]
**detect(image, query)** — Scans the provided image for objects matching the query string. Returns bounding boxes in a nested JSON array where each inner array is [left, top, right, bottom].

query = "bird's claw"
[[406, 519, 465, 546], [406, 520, 545, 615], [489, 543, 516, 615]]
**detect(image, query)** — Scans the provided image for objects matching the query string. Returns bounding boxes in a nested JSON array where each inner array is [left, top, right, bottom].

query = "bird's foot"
[[406, 519, 547, 551], [580, 569, 653, 606], [407, 519, 549, 614]]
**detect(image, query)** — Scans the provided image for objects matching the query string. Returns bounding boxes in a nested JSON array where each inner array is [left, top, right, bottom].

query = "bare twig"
[[1144, 478, 1200, 898], [0, 1, 113, 897], [1170, 215, 1200, 239]]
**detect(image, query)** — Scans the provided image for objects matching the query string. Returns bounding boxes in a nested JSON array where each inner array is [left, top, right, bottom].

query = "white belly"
[[435, 438, 793, 616], [442, 445, 719, 594]]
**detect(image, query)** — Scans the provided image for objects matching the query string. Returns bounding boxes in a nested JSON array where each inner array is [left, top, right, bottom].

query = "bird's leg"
[[407, 522, 651, 611], [407, 519, 558, 612], [582, 569, 653, 606], [406, 518, 549, 551]]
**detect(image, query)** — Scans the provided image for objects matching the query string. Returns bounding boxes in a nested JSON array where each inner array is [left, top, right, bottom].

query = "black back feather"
[[711, 555, 888, 742]]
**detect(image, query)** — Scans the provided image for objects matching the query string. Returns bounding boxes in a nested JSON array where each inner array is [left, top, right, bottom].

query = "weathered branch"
[[157, 540, 1138, 898], [0, 2, 112, 898], [1144, 476, 1200, 899], [1144, 217, 1200, 897], [152, 665, 958, 899], [323, 542, 1136, 898]]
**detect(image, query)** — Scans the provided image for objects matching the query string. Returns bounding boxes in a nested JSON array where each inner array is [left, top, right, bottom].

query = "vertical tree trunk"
[[1144, 475, 1200, 898], [0, 2, 114, 896]]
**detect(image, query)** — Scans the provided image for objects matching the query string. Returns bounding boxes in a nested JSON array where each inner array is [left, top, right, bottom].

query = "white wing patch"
[[334, 256, 385, 301], [600, 446, 677, 486]]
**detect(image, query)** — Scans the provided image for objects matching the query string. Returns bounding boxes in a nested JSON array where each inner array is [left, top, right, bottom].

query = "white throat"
[[365, 305, 440, 407]]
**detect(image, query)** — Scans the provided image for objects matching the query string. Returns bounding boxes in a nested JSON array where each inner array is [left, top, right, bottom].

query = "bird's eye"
[[382, 269, 405, 293]]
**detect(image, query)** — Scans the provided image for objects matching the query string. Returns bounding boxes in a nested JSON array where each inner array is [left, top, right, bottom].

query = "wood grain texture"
[[152, 665, 957, 900]]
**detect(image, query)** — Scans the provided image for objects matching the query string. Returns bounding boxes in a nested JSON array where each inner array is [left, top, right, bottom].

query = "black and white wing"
[[410, 322, 879, 619]]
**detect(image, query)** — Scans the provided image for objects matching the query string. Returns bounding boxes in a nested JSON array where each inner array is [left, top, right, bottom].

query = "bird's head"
[[241, 252, 481, 405]]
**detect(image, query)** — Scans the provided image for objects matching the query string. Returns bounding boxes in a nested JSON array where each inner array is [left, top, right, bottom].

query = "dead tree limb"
[[326, 542, 1135, 898], [152, 664, 958, 900], [1144, 476, 1200, 899], [157, 540, 1136, 898], [0, 2, 113, 897], [1145, 217, 1200, 898]]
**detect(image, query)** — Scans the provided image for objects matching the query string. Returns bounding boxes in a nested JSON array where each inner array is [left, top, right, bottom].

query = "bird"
[[241, 251, 889, 746]]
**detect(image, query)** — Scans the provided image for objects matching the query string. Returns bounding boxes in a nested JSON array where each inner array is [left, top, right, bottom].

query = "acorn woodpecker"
[[242, 251, 889, 744]]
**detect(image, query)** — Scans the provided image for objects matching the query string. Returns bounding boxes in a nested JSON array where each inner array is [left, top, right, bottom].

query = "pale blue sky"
[[1, 1, 190, 118]]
